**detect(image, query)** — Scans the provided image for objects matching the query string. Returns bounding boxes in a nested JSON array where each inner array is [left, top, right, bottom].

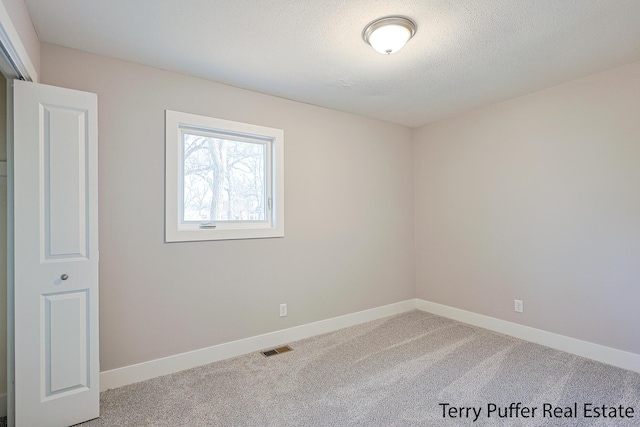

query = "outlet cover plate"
[[515, 299, 523, 313]]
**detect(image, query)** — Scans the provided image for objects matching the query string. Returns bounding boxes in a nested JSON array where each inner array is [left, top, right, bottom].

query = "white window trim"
[[165, 110, 284, 242]]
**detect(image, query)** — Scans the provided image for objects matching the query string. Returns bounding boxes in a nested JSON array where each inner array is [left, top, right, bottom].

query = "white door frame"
[[0, 2, 40, 425], [5, 74, 13, 423], [0, 0, 39, 83]]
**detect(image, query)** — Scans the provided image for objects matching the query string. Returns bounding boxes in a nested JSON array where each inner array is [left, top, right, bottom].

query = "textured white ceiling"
[[24, 0, 640, 127]]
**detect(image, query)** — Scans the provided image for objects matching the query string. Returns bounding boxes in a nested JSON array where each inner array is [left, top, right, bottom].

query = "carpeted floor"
[[77, 310, 639, 426]]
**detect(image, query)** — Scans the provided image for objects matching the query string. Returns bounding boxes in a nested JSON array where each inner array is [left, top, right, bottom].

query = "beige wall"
[[414, 60, 640, 355], [36, 40, 640, 373], [40, 43, 416, 371]]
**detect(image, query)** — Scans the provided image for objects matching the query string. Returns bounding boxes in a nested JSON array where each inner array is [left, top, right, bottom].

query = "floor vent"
[[261, 345, 293, 357]]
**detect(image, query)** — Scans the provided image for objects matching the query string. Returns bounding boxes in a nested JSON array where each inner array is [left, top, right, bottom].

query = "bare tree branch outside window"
[[183, 133, 266, 222]]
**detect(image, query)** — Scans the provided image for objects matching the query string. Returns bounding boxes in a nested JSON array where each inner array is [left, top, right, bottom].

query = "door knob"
[[61, 274, 69, 281]]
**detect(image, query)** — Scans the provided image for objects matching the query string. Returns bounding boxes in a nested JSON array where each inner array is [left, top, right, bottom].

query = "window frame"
[[165, 110, 284, 242]]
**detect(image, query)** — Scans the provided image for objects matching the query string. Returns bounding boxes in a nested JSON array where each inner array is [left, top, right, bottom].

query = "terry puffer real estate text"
[[439, 402, 635, 422]]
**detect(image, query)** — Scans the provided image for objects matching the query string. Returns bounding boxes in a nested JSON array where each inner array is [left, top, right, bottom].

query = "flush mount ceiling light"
[[362, 16, 417, 55]]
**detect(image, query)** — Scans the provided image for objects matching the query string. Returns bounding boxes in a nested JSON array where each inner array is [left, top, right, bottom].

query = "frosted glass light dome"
[[363, 16, 417, 55]]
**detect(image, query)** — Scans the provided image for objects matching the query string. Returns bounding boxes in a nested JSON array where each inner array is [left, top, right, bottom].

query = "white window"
[[165, 110, 284, 242]]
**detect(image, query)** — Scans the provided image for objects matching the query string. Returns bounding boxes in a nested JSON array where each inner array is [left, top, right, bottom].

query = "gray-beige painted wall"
[[414, 60, 640, 355], [40, 43, 416, 371], [31, 41, 640, 373]]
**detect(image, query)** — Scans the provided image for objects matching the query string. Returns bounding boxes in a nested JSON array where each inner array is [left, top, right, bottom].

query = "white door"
[[12, 80, 99, 426]]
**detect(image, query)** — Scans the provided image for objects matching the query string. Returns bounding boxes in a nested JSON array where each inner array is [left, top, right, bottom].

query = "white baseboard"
[[99, 299, 416, 391], [0, 392, 6, 417], [99, 297, 640, 393], [415, 299, 640, 373]]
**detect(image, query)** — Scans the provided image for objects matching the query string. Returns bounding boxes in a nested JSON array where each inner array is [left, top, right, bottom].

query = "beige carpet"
[[78, 310, 640, 426]]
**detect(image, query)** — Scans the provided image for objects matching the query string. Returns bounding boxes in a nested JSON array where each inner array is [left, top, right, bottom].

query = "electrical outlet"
[[280, 303, 287, 317], [514, 299, 523, 313]]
